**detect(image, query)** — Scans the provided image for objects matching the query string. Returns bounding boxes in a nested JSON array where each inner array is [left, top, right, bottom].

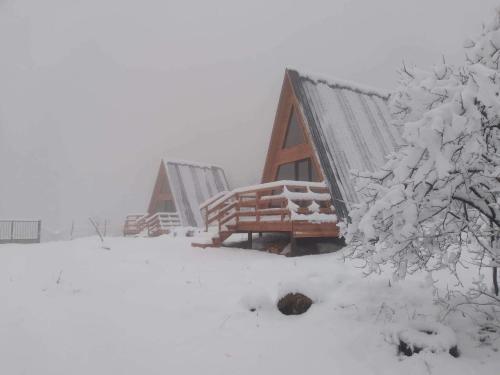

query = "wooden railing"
[[124, 212, 181, 237], [199, 190, 230, 211], [200, 180, 337, 234], [146, 212, 181, 237], [0, 220, 41, 244], [123, 214, 148, 236]]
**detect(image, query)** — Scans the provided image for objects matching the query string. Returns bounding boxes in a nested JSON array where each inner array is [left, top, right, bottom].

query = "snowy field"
[[1, 235, 498, 375]]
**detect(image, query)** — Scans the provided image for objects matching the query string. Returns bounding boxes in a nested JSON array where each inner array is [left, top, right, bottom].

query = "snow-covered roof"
[[287, 68, 401, 219], [162, 158, 224, 170], [163, 159, 229, 227], [291, 68, 391, 98]]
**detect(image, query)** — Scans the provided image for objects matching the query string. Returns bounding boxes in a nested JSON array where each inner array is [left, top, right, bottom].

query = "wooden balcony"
[[146, 212, 181, 237], [123, 212, 180, 237], [193, 180, 339, 248]]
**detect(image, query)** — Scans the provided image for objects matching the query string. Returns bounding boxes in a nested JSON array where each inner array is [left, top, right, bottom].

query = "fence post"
[[10, 221, 14, 241], [37, 221, 42, 243]]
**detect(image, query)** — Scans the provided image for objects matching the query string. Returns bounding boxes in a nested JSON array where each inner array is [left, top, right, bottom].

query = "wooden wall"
[[147, 160, 176, 214], [261, 71, 323, 183]]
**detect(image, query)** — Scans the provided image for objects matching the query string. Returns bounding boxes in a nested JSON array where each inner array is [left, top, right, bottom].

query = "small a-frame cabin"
[[195, 68, 399, 248], [124, 159, 230, 236]]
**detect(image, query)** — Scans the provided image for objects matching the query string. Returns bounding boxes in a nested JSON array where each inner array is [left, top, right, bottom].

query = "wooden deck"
[[192, 180, 339, 248], [123, 212, 180, 237]]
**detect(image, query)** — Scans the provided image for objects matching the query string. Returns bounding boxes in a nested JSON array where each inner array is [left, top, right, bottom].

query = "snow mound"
[[387, 321, 459, 357]]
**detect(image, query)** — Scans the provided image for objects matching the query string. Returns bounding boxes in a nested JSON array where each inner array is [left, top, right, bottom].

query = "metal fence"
[[0, 220, 42, 244]]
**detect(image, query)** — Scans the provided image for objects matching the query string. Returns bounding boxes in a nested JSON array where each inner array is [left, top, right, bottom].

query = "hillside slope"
[[1, 235, 498, 374]]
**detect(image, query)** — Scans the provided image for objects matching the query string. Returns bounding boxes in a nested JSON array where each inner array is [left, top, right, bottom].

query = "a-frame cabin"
[[195, 68, 399, 248], [124, 159, 230, 236], [262, 68, 399, 219]]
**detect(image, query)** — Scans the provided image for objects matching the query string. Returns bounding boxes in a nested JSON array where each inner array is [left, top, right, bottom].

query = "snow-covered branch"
[[345, 9, 500, 305]]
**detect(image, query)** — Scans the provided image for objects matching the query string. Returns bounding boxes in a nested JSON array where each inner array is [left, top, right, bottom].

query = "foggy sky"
[[0, 0, 497, 239]]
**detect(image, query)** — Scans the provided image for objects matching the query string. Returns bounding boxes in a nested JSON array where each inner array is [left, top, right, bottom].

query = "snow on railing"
[[146, 212, 181, 237], [124, 212, 181, 237], [199, 190, 230, 210], [261, 186, 332, 202], [200, 180, 337, 233]]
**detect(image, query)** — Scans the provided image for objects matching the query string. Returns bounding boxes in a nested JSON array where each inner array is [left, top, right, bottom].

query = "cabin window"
[[275, 158, 320, 182], [276, 162, 295, 181], [161, 200, 176, 213], [282, 108, 305, 148], [311, 163, 320, 181], [297, 159, 311, 181]]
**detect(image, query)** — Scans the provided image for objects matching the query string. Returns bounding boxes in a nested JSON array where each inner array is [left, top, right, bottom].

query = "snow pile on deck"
[[0, 235, 498, 375]]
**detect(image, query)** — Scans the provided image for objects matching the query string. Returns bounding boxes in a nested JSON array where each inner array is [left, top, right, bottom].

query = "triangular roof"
[[280, 68, 400, 219], [162, 159, 229, 227]]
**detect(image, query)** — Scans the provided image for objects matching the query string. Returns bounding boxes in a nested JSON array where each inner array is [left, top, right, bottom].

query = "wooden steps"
[[192, 230, 233, 248], [123, 214, 147, 236]]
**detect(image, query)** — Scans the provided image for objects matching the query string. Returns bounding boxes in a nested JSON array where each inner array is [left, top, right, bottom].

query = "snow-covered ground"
[[1, 234, 498, 375]]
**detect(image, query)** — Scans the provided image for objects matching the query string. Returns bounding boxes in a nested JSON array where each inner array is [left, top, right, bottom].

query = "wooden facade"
[[148, 160, 176, 215], [261, 72, 324, 185]]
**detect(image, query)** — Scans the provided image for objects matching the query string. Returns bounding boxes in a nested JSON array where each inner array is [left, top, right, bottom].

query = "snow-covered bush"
[[345, 9, 500, 313], [387, 321, 459, 357]]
